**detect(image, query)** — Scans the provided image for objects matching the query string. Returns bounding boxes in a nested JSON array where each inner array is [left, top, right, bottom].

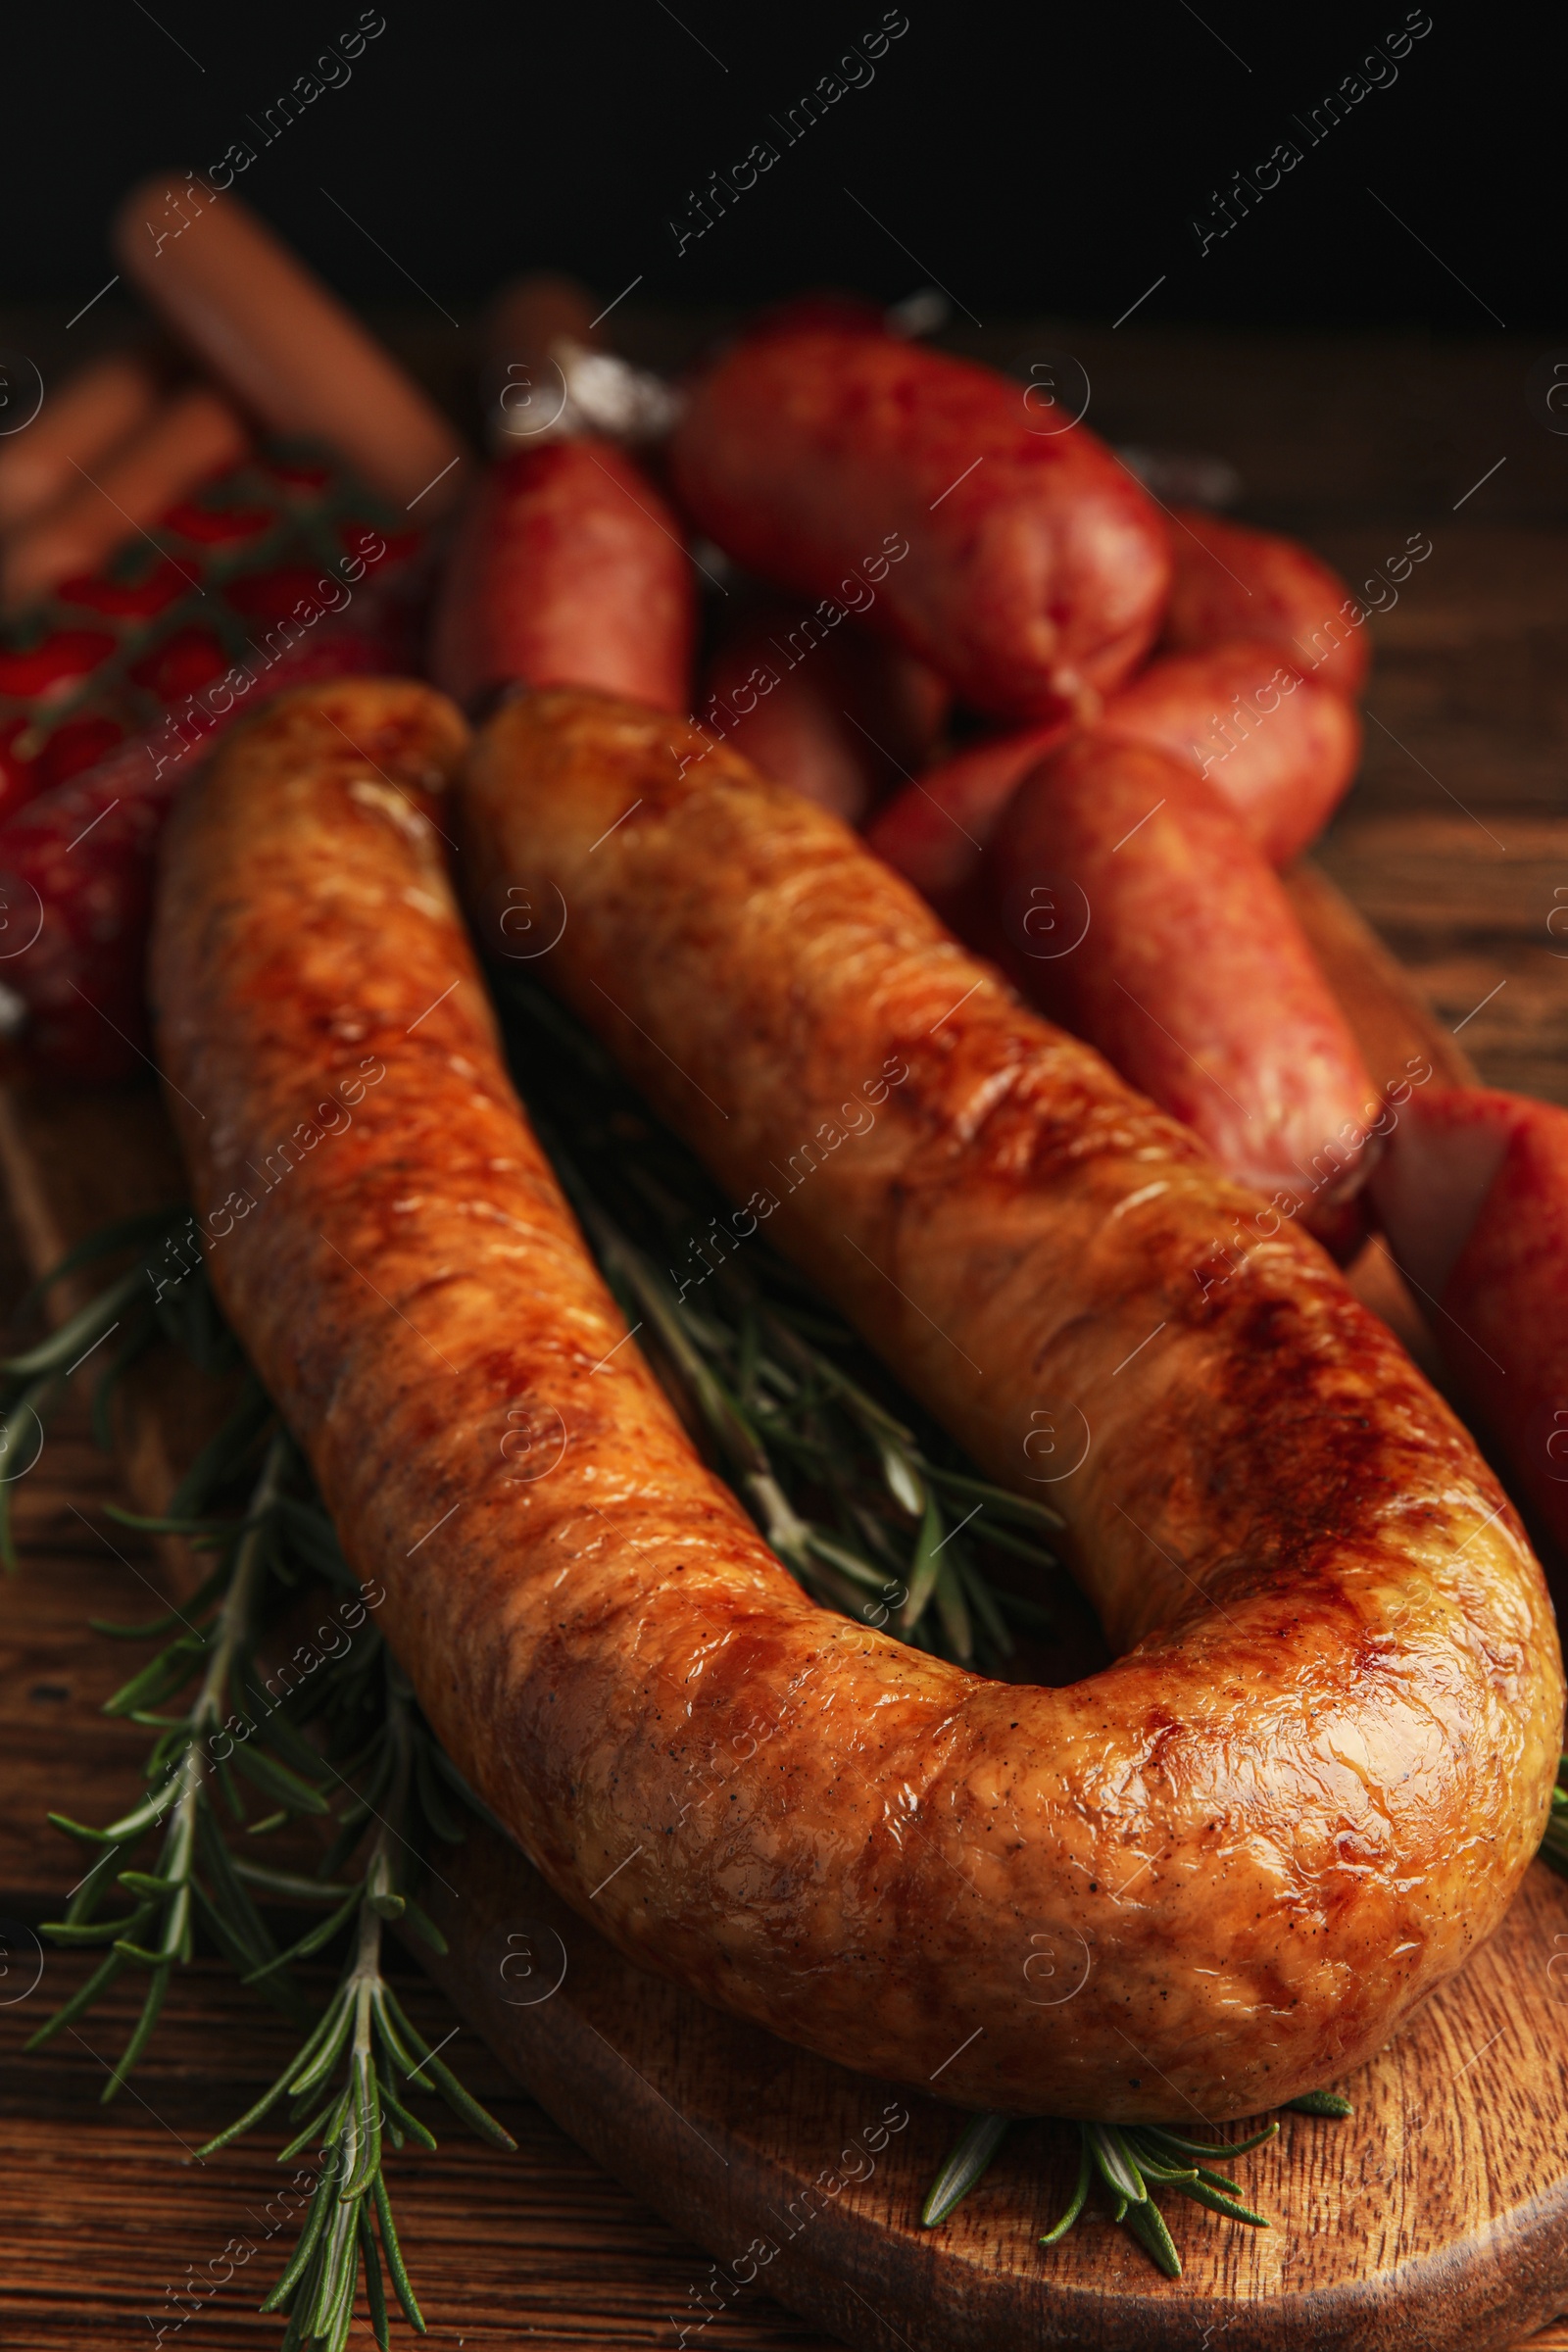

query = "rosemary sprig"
[[0, 1201, 239, 1567], [920, 2098, 1351, 2277], [195, 1666, 514, 2352], [7, 1259, 512, 2345], [27, 1428, 315, 2096]]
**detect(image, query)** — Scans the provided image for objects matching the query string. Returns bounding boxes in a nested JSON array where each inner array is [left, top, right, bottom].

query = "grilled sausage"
[[433, 682, 1556, 2119], [1162, 508, 1371, 698], [668, 321, 1169, 721], [865, 641, 1361, 920], [985, 733, 1380, 1233]]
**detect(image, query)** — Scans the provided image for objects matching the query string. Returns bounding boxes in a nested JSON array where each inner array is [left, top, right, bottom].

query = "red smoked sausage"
[[866, 640, 1361, 918], [1163, 507, 1371, 698], [429, 440, 695, 712], [1372, 1084, 1568, 1553], [669, 322, 1169, 722], [1097, 642, 1361, 865], [987, 733, 1380, 1227]]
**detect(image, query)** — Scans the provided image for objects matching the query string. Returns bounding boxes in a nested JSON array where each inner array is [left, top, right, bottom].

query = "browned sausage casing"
[[152, 681, 1562, 2124]]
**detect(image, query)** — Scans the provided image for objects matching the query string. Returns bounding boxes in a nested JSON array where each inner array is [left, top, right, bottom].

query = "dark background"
[[0, 4, 1548, 332]]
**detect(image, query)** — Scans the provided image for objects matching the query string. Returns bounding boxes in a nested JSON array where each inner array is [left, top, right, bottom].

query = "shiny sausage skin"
[[987, 735, 1379, 1232], [669, 323, 1169, 722], [429, 440, 694, 711], [865, 641, 1361, 918], [1163, 508, 1371, 698], [1372, 1084, 1568, 1552], [700, 598, 948, 823], [1097, 642, 1361, 866], [451, 683, 1560, 2119]]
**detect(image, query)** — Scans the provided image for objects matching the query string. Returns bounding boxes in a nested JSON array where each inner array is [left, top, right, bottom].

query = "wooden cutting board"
[[4, 858, 1568, 2352]]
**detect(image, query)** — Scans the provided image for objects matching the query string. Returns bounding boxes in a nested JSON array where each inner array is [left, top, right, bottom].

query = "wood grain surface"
[[4, 310, 1568, 2349]]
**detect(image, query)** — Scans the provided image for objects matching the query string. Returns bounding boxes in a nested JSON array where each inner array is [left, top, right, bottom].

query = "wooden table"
[[4, 311, 1568, 2347]]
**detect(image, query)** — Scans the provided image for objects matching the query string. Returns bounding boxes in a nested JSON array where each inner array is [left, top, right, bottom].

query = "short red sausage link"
[[669, 322, 1169, 722], [987, 732, 1380, 1231], [866, 639, 1361, 918], [429, 440, 695, 713], [1162, 507, 1371, 698]]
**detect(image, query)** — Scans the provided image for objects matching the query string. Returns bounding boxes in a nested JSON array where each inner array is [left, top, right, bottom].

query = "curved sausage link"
[[440, 683, 1560, 2120]]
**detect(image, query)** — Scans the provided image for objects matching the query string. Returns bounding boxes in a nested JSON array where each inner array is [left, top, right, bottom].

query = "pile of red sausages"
[[4, 181, 1567, 1592], [422, 278, 1568, 1573]]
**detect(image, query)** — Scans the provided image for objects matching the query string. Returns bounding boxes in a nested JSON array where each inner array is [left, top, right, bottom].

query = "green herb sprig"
[[3, 1215, 514, 2349], [919, 2093, 1352, 2278]]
